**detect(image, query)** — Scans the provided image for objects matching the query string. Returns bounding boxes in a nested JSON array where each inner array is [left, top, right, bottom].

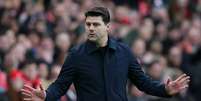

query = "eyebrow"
[[86, 22, 101, 25], [86, 21, 101, 24]]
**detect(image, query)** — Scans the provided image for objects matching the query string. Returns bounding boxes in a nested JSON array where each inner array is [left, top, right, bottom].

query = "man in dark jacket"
[[21, 7, 190, 101]]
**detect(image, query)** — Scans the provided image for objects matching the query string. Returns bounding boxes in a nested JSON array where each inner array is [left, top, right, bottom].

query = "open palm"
[[21, 84, 46, 101], [165, 74, 190, 95]]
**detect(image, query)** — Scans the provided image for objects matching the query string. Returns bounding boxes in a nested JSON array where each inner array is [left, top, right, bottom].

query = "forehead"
[[85, 16, 103, 23]]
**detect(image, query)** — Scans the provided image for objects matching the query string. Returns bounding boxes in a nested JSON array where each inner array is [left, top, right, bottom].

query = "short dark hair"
[[85, 7, 110, 24], [18, 60, 36, 70]]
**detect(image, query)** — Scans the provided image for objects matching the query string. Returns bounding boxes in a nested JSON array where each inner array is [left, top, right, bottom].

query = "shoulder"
[[69, 42, 87, 56], [114, 39, 137, 61], [63, 42, 87, 63], [115, 40, 131, 53]]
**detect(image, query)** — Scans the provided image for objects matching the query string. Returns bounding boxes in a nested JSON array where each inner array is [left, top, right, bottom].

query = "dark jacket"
[[45, 38, 170, 101]]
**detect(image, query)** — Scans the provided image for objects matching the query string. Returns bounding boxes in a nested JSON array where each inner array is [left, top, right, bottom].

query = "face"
[[169, 46, 182, 67], [85, 16, 109, 42], [131, 39, 145, 57], [38, 63, 48, 79], [24, 63, 38, 80]]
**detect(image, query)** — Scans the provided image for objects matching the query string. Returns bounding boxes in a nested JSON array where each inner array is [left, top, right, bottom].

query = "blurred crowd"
[[0, 0, 200, 101]]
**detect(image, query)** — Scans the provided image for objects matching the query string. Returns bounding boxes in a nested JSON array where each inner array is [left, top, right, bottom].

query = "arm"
[[45, 51, 76, 101], [128, 52, 171, 97]]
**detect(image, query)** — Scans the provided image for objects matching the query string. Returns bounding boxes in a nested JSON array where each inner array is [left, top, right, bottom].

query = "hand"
[[165, 74, 190, 96], [21, 84, 46, 101]]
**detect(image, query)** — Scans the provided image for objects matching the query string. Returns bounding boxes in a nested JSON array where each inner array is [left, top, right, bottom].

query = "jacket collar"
[[86, 37, 117, 54]]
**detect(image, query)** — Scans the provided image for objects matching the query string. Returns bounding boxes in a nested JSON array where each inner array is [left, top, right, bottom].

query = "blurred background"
[[0, 0, 200, 101]]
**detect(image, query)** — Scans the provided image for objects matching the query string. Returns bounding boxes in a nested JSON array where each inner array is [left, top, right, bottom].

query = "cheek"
[[97, 27, 107, 34], [96, 29, 105, 37]]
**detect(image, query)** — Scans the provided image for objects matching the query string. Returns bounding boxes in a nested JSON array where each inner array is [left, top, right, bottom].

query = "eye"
[[86, 23, 91, 26], [93, 23, 100, 27]]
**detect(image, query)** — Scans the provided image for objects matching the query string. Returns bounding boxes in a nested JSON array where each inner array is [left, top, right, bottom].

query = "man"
[[21, 7, 190, 101]]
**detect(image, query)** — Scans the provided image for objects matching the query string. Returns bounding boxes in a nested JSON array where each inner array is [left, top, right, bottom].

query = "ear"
[[106, 23, 110, 32]]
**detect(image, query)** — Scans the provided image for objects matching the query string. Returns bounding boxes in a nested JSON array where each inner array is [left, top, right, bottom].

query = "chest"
[[76, 51, 129, 81]]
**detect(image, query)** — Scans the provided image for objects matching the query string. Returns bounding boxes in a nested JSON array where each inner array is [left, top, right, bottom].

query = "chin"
[[88, 37, 97, 42]]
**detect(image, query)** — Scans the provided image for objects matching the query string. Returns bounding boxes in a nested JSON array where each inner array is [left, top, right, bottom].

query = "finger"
[[179, 85, 189, 91], [175, 74, 187, 82], [166, 78, 171, 85], [24, 85, 35, 92], [176, 74, 187, 82], [181, 80, 190, 87], [21, 92, 32, 97], [178, 76, 190, 85], [23, 98, 32, 101], [40, 84, 44, 91], [21, 89, 32, 95]]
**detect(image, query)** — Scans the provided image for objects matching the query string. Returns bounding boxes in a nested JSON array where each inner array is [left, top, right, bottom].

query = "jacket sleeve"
[[128, 50, 171, 97], [45, 51, 76, 101]]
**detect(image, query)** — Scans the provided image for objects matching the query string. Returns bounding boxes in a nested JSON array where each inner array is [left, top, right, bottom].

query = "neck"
[[96, 35, 108, 47]]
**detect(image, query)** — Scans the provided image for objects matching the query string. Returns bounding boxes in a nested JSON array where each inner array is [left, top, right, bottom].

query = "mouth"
[[88, 33, 96, 37]]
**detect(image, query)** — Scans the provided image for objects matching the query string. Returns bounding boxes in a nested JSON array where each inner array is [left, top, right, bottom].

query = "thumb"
[[40, 84, 44, 91], [36, 85, 40, 90], [166, 76, 172, 85]]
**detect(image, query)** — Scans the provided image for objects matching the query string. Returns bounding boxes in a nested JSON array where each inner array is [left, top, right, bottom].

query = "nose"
[[89, 25, 95, 32]]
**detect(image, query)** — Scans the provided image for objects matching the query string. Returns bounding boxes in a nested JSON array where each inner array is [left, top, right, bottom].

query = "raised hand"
[[21, 84, 46, 101], [165, 74, 190, 95]]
